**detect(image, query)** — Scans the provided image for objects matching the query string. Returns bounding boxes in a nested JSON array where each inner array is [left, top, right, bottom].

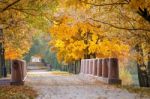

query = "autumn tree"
[[0, 0, 58, 59], [56, 0, 150, 87], [49, 16, 129, 64]]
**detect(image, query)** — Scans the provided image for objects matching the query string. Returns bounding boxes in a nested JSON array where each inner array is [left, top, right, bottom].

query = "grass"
[[0, 85, 37, 99], [50, 70, 72, 76], [115, 85, 150, 97]]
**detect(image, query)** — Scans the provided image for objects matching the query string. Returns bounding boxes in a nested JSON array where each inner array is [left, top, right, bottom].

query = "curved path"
[[26, 65, 149, 99]]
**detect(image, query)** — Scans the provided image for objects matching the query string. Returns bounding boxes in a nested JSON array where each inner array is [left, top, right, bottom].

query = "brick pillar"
[[92, 59, 97, 76], [97, 59, 102, 77], [102, 58, 109, 78]]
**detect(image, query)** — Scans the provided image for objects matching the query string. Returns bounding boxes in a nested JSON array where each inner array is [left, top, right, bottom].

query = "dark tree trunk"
[[75, 61, 77, 74], [147, 52, 150, 86], [79, 59, 81, 73], [137, 63, 149, 87], [135, 44, 149, 87]]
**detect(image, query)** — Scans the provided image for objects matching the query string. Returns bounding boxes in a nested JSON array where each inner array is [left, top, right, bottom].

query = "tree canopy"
[[0, 0, 150, 87], [0, 0, 58, 59]]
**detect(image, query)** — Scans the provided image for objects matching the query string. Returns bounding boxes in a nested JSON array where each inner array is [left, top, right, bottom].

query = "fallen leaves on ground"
[[0, 85, 37, 99], [115, 85, 150, 97]]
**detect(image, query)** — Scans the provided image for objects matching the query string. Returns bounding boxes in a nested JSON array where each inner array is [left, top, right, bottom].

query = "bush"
[[120, 67, 133, 85]]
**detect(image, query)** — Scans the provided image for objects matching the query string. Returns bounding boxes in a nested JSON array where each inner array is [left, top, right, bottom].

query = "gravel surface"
[[25, 66, 149, 99]]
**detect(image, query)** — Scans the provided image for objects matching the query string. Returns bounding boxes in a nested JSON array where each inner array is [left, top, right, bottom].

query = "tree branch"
[[89, 18, 150, 32], [11, 7, 39, 11], [79, 0, 128, 7], [0, 0, 20, 12], [11, 8, 38, 16]]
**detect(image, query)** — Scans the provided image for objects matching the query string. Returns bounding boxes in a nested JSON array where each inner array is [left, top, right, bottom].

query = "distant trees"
[[24, 34, 61, 70]]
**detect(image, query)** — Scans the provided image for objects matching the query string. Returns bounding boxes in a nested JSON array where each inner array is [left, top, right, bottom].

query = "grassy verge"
[[115, 85, 150, 97], [0, 85, 37, 99], [50, 70, 72, 76]]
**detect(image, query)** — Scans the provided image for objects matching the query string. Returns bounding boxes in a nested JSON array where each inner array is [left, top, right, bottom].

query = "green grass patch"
[[0, 85, 37, 99], [50, 70, 72, 76]]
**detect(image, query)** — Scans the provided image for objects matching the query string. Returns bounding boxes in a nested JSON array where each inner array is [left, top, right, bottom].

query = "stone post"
[[97, 59, 102, 77], [108, 58, 119, 79], [108, 58, 121, 84], [83, 60, 86, 74], [102, 58, 109, 78], [85, 60, 88, 74], [80, 60, 83, 74], [92, 59, 97, 76], [89, 59, 93, 74], [87, 59, 90, 74]]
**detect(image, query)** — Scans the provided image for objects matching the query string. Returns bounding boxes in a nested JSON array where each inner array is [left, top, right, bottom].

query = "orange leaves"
[[96, 39, 130, 60], [5, 48, 22, 60], [0, 85, 37, 99], [49, 15, 129, 63], [4, 26, 32, 60], [129, 0, 150, 10], [49, 16, 102, 63]]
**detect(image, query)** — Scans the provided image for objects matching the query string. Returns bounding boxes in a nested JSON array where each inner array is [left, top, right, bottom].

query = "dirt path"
[[25, 65, 149, 99]]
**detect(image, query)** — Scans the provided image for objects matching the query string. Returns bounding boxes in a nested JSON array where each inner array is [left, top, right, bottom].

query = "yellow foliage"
[[4, 26, 32, 60], [49, 16, 129, 63]]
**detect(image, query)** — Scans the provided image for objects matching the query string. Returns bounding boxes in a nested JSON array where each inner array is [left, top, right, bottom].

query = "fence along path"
[[80, 58, 121, 84]]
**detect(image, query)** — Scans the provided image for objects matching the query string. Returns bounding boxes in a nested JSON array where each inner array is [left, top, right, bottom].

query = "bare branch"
[[11, 8, 38, 16], [0, 0, 20, 12], [89, 18, 150, 32], [11, 7, 39, 11], [79, 0, 128, 7]]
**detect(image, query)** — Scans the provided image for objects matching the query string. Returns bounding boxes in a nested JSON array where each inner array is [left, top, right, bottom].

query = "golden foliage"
[[4, 26, 32, 60], [49, 16, 129, 63]]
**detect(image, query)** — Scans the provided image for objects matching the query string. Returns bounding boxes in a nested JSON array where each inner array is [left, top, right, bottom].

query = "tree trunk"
[[147, 52, 150, 86], [135, 44, 149, 87], [75, 61, 77, 74]]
